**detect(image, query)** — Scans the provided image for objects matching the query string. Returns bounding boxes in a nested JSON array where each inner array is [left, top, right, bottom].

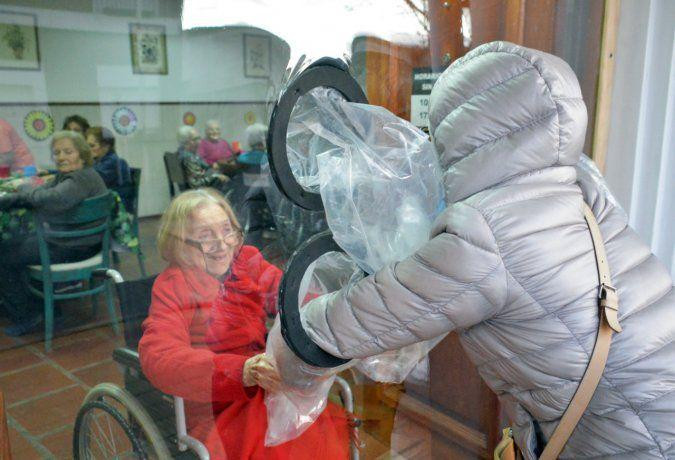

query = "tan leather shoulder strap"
[[539, 203, 621, 460]]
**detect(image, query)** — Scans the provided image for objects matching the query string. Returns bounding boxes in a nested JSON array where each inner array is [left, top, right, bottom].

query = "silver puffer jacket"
[[302, 42, 675, 459]]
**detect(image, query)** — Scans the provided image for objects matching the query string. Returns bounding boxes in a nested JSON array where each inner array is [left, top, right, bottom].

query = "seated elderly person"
[[237, 123, 268, 166], [177, 125, 229, 189], [197, 120, 235, 166], [85, 127, 133, 211], [139, 189, 350, 459], [0, 131, 107, 335]]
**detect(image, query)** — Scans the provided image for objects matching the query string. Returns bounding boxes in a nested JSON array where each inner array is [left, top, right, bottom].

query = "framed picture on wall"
[[0, 11, 40, 71], [243, 34, 270, 78], [129, 23, 168, 75]]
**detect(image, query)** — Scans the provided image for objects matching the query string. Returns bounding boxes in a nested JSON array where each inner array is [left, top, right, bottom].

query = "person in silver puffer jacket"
[[300, 42, 675, 459]]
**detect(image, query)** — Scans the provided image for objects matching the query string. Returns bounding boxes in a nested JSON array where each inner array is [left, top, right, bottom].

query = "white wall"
[[0, 2, 290, 215], [605, 0, 675, 277]]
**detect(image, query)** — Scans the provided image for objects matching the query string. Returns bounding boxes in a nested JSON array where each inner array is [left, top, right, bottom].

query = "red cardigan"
[[139, 246, 349, 459]]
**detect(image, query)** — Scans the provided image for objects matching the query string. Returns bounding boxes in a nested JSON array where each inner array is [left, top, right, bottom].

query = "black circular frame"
[[277, 231, 351, 368], [267, 57, 368, 368], [266, 57, 368, 212]]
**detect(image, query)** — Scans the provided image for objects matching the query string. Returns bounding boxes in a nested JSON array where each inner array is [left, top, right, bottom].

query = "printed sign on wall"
[[410, 68, 442, 129]]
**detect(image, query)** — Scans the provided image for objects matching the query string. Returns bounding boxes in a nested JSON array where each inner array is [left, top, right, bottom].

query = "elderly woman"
[[198, 119, 235, 166], [238, 123, 268, 166], [176, 125, 229, 189], [138, 189, 350, 459], [295, 42, 675, 459], [0, 130, 106, 335], [85, 126, 133, 211]]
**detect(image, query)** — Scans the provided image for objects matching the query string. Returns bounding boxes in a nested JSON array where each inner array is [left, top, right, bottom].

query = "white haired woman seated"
[[0, 131, 107, 335], [176, 125, 229, 190]]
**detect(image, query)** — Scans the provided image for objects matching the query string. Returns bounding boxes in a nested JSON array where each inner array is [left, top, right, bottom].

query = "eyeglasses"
[[183, 229, 242, 254]]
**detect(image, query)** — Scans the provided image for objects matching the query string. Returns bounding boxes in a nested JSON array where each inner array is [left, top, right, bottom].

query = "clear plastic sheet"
[[289, 86, 445, 274], [265, 252, 446, 446], [266, 91, 448, 445], [309, 87, 448, 380], [265, 252, 358, 446], [260, 158, 328, 255], [264, 319, 343, 446], [286, 88, 348, 192], [356, 334, 446, 383]]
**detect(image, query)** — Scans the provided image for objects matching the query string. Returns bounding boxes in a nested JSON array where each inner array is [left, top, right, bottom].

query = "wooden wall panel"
[[428, 0, 465, 68], [429, 332, 501, 458], [363, 37, 430, 121], [523, 0, 557, 51]]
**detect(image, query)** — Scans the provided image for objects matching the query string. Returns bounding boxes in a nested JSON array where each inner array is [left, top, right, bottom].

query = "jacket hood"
[[429, 41, 587, 203]]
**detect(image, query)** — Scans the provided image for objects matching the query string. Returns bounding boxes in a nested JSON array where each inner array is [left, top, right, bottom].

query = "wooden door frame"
[[503, 0, 621, 172]]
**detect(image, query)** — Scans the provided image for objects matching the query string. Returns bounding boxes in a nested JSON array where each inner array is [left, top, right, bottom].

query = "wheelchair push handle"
[[91, 268, 124, 284]]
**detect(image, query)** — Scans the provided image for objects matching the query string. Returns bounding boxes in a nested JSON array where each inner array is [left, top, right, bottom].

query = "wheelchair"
[[72, 269, 359, 460]]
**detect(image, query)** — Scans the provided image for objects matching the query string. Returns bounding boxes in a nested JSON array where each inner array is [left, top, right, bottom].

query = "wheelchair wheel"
[[76, 383, 172, 459], [73, 400, 144, 459]]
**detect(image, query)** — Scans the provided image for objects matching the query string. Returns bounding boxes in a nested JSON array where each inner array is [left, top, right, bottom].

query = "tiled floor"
[[0, 216, 164, 459], [0, 215, 424, 459]]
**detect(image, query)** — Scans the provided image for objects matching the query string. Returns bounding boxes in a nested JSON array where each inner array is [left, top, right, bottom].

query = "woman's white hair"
[[205, 119, 220, 129], [245, 123, 268, 150], [177, 125, 198, 146]]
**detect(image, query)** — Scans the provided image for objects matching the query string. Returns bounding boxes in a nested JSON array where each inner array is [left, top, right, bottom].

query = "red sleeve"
[[234, 246, 282, 317], [9, 124, 34, 169], [139, 271, 253, 403], [257, 252, 282, 317]]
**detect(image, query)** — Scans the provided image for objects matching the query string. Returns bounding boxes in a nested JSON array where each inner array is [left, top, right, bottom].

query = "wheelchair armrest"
[[112, 347, 142, 373]]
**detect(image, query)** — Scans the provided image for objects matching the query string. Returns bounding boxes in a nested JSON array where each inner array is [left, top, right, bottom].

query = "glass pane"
[[0, 1, 605, 459]]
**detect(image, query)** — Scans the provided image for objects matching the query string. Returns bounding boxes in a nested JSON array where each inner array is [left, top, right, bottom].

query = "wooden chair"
[[26, 192, 120, 351], [163, 152, 187, 198]]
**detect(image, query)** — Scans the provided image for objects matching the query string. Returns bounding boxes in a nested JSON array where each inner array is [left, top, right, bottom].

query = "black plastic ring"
[[267, 57, 368, 211], [278, 230, 352, 368]]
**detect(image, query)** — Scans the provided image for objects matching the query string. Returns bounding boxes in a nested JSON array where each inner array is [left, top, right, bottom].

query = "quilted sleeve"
[[302, 202, 508, 359]]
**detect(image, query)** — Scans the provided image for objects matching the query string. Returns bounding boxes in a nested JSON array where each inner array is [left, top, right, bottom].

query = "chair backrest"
[[34, 192, 114, 266], [41, 191, 114, 227], [115, 275, 157, 349], [163, 152, 186, 198]]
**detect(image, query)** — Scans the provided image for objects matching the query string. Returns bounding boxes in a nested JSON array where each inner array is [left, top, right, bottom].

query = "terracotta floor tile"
[[0, 347, 42, 374], [73, 359, 124, 388], [0, 363, 73, 405], [5, 303, 119, 351], [41, 426, 74, 459], [10, 385, 86, 436], [47, 334, 121, 371], [49, 327, 105, 350], [0, 331, 21, 351], [9, 427, 44, 460]]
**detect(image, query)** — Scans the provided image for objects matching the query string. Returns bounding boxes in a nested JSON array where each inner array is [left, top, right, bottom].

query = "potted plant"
[[2, 25, 26, 59]]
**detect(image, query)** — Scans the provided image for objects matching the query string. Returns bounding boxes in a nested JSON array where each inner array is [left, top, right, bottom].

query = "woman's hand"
[[243, 353, 281, 393]]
